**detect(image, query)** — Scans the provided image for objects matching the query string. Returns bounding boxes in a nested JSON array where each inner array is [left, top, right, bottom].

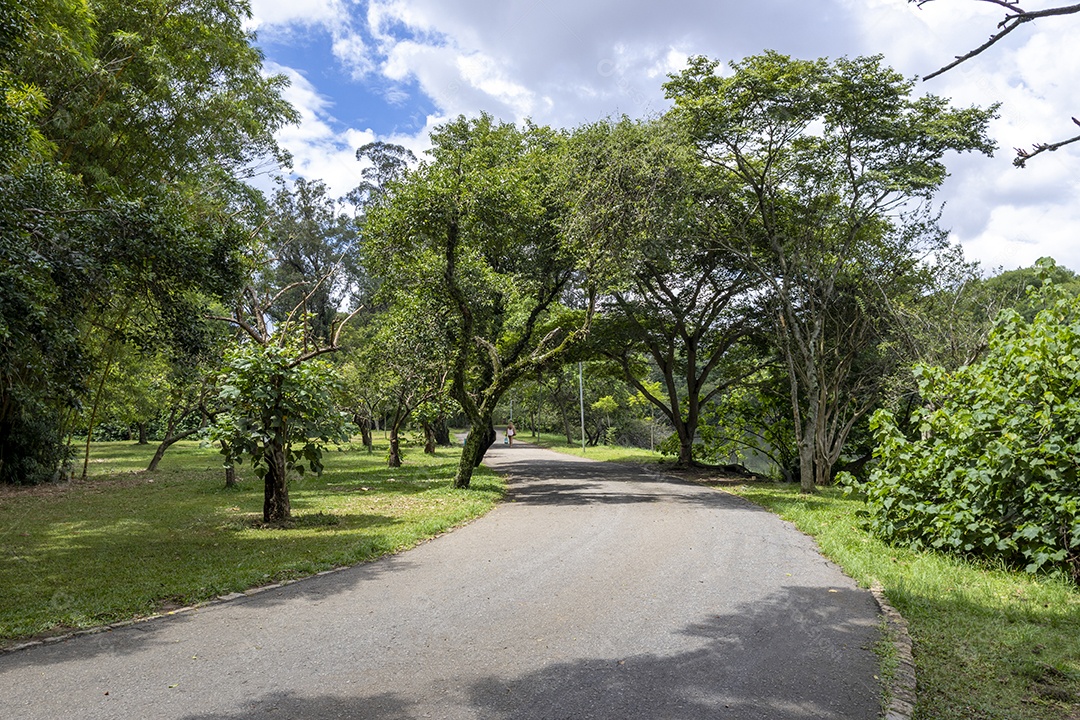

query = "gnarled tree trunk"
[[455, 417, 495, 488], [263, 426, 290, 522]]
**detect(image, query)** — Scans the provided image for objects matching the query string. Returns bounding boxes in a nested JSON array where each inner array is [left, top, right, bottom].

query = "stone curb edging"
[[0, 565, 355, 656], [871, 582, 917, 720]]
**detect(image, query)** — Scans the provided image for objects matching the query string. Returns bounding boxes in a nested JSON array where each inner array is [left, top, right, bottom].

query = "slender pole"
[[578, 361, 586, 451]]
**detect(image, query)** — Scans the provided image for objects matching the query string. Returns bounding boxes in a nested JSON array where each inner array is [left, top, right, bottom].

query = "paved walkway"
[[0, 444, 882, 719]]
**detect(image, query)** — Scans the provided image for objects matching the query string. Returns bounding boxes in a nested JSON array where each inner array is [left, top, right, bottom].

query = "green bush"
[[865, 284, 1080, 581]]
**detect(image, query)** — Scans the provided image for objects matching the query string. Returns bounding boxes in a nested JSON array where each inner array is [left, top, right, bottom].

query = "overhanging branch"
[[914, 1, 1080, 166], [1014, 119, 1080, 166]]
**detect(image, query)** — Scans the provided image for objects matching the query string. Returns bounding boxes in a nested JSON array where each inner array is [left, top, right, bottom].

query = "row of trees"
[[4, 0, 1004, 508], [359, 52, 996, 493], [12, 2, 1057, 539]]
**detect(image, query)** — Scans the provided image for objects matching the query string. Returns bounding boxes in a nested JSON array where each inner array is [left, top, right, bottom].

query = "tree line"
[[5, 0, 1078, 578]]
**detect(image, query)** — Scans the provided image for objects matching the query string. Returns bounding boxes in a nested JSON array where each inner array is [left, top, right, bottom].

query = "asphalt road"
[[0, 444, 882, 719]]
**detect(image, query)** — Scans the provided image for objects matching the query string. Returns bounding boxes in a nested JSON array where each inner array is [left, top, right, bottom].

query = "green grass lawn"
[[525, 432, 668, 464], [0, 439, 503, 645]]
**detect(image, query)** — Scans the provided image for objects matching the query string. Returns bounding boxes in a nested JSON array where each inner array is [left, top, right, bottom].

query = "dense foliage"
[[864, 282, 1080, 580], [0, 0, 295, 484], [211, 338, 352, 522]]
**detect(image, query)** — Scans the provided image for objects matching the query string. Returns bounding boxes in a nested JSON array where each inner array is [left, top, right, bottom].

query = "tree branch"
[[210, 314, 264, 344], [917, 0, 1080, 81], [920, 8, 1029, 80], [914, 1, 1080, 166], [1014, 120, 1080, 166]]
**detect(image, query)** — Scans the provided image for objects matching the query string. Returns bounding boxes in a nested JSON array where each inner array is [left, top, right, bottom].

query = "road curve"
[[0, 444, 882, 719]]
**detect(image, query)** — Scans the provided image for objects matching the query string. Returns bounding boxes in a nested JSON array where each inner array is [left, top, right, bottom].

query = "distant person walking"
[[506, 422, 516, 447]]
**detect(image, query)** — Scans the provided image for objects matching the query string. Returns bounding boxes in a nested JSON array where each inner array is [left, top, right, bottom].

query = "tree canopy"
[[364, 114, 615, 487], [665, 51, 997, 491], [0, 0, 296, 484]]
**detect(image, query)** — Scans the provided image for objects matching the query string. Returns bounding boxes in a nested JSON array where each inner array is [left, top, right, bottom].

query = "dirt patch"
[[649, 463, 769, 487]]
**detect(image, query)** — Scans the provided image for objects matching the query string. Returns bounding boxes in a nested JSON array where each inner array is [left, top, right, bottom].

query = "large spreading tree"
[[576, 117, 763, 467], [665, 52, 997, 492], [364, 115, 630, 488]]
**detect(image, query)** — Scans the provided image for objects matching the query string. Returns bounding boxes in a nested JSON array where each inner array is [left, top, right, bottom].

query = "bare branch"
[[282, 259, 347, 332], [914, 0, 1080, 78], [922, 16, 1027, 80], [244, 286, 269, 340], [286, 304, 364, 368], [329, 305, 364, 348], [915, 0, 1080, 82], [1014, 123, 1080, 166], [915, 1, 1080, 166], [209, 314, 264, 344], [268, 280, 308, 310]]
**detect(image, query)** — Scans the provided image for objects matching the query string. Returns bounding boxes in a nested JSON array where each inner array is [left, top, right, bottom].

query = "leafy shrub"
[[697, 375, 799, 481], [209, 340, 352, 482], [864, 284, 1080, 581]]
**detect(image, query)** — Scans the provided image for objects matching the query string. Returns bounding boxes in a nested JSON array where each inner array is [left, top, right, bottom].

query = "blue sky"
[[256, 24, 439, 137], [247, 0, 1080, 272]]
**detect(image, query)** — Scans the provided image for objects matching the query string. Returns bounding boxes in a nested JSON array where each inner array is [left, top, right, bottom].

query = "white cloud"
[[956, 199, 1080, 272], [646, 48, 691, 80], [332, 33, 376, 79], [261, 63, 377, 199], [248, 0, 347, 29], [253, 0, 1080, 270], [250, 0, 376, 79]]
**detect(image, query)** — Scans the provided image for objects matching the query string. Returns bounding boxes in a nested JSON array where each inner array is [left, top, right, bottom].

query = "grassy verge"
[[525, 432, 667, 464], [725, 483, 1080, 720], [0, 439, 503, 646]]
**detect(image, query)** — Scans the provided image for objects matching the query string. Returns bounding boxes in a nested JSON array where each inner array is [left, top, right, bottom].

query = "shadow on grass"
[[0, 551, 420, 671], [881, 580, 1080, 718], [223, 511, 401, 532]]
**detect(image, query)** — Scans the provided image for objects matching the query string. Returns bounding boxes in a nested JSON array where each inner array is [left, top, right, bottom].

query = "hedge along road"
[[0, 444, 882, 720]]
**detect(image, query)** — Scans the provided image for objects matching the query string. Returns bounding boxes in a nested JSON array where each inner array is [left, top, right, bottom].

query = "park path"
[[0, 444, 882, 719]]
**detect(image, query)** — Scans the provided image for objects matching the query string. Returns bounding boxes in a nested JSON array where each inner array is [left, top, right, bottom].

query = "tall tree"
[[575, 117, 763, 466], [348, 141, 417, 211], [365, 115, 621, 488], [364, 295, 452, 468], [665, 52, 997, 492], [266, 178, 359, 344], [18, 0, 294, 192]]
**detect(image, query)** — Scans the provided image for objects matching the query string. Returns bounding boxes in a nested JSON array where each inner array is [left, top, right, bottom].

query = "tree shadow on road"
[[177, 586, 881, 720], [493, 456, 768, 512]]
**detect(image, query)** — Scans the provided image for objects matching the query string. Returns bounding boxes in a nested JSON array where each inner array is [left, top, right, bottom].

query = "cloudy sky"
[[247, 0, 1080, 272]]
